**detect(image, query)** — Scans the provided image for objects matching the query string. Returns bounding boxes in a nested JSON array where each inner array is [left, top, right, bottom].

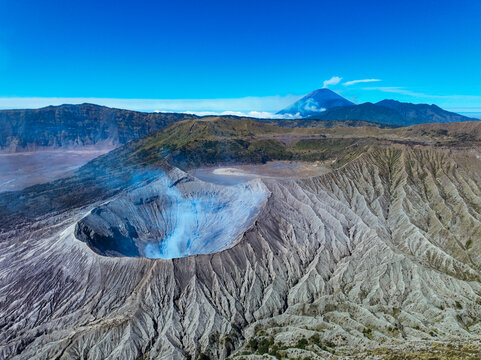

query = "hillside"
[[2, 118, 479, 227], [126, 117, 481, 168], [0, 120, 480, 358]]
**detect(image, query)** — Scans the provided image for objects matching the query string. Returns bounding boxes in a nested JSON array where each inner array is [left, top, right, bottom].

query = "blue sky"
[[0, 0, 480, 116]]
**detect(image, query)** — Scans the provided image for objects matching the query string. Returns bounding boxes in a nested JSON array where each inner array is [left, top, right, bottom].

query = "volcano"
[[277, 88, 355, 117]]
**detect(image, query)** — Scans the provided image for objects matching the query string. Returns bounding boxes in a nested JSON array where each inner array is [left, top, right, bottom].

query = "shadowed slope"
[[0, 104, 197, 151]]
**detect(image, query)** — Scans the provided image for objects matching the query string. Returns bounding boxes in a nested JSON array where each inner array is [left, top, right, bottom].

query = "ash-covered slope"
[[1, 145, 481, 359]]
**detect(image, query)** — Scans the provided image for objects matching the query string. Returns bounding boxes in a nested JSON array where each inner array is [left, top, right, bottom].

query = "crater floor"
[[190, 160, 330, 185], [0, 147, 115, 192]]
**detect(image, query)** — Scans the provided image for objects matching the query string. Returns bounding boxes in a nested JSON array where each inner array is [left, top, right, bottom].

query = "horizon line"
[[0, 96, 480, 117]]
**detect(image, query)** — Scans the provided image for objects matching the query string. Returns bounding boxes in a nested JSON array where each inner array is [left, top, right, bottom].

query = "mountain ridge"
[[277, 88, 478, 126], [0, 103, 198, 152], [309, 99, 477, 126]]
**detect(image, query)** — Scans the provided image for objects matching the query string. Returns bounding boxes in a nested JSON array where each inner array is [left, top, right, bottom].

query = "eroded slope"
[[1, 146, 480, 359]]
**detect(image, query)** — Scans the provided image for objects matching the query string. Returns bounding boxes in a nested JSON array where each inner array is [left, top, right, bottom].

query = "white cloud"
[[302, 98, 326, 113], [343, 78, 381, 86], [322, 76, 342, 88], [181, 110, 301, 119]]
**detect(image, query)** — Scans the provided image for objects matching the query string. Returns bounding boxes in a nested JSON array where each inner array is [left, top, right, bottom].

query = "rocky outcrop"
[[0, 104, 195, 152], [0, 146, 480, 359]]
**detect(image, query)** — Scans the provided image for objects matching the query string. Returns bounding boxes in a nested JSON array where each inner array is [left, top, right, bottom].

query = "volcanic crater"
[[74, 171, 268, 259]]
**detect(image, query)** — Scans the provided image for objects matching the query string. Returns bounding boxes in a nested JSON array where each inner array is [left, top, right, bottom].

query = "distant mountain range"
[[0, 102, 391, 153], [0, 92, 479, 152], [278, 88, 477, 126]]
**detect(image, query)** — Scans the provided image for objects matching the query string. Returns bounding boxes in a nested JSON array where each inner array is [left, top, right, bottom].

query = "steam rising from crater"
[[75, 172, 267, 259]]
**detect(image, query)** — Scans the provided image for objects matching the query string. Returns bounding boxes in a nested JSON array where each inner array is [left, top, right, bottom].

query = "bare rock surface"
[[1, 146, 481, 359]]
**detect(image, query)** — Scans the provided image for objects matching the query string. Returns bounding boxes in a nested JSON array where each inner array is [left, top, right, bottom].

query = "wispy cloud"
[[363, 86, 481, 101], [362, 86, 432, 97], [362, 86, 481, 112], [322, 76, 342, 88], [343, 78, 381, 86]]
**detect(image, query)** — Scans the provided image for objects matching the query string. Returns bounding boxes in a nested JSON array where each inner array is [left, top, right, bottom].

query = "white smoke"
[[322, 76, 342, 88], [142, 176, 267, 259]]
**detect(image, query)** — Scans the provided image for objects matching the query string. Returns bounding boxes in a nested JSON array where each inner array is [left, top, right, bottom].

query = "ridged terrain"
[[1, 145, 480, 359]]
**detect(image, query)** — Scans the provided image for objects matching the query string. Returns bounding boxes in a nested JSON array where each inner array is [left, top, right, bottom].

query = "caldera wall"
[[75, 171, 268, 259]]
